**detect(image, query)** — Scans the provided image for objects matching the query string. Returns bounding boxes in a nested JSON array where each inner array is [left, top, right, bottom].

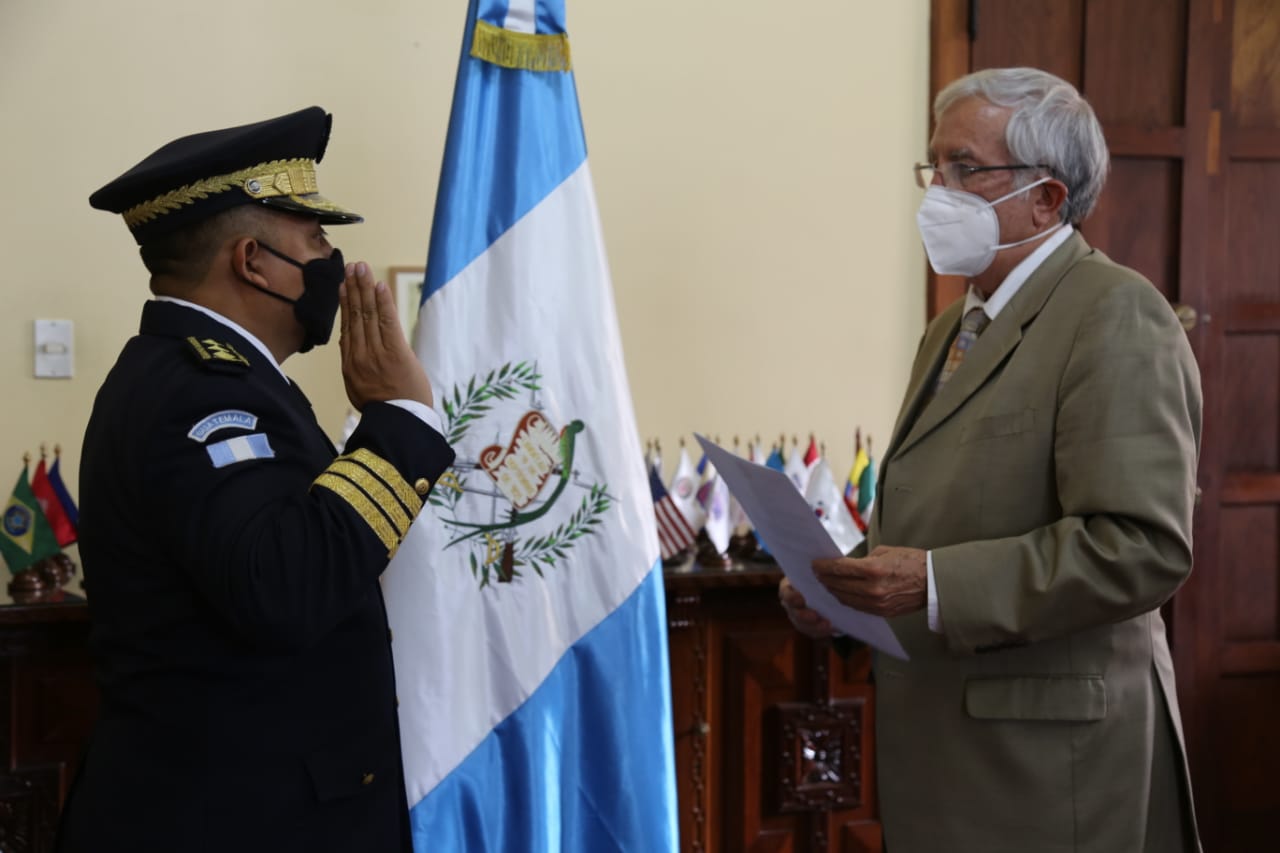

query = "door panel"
[[1083, 158, 1182, 299], [1224, 161, 1280, 306], [1219, 505, 1276, 641], [970, 1, 1084, 82], [1083, 0, 1188, 127], [1216, 677, 1280, 846], [1220, 336, 1277, 470], [1230, 0, 1280, 127]]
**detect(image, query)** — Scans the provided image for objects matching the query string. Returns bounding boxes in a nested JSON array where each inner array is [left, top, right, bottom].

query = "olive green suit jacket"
[[868, 233, 1201, 852]]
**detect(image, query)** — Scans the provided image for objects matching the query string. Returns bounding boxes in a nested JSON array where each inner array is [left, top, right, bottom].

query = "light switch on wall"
[[34, 319, 74, 378]]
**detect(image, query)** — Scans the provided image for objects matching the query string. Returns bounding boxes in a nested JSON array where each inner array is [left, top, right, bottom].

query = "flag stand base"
[[44, 552, 78, 587], [694, 531, 733, 570], [661, 546, 695, 571], [6, 553, 77, 603], [7, 564, 55, 601]]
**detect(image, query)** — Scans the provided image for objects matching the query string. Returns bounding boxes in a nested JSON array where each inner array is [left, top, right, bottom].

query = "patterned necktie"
[[933, 307, 990, 395]]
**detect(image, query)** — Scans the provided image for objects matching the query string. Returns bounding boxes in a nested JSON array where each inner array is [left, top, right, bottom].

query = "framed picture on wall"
[[388, 266, 426, 343]]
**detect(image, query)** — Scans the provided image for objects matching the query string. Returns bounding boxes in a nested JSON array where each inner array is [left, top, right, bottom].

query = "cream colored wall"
[[0, 1, 928, 507]]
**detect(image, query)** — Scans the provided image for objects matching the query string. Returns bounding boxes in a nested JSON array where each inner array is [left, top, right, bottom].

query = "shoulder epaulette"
[[186, 336, 251, 373]]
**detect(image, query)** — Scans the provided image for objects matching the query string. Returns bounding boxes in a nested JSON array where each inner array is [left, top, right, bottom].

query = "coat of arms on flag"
[[426, 361, 610, 586]]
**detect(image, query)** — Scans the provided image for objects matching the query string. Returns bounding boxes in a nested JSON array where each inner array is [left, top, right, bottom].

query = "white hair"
[[935, 67, 1109, 225]]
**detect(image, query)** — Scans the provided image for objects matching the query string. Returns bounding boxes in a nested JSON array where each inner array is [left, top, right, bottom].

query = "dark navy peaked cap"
[[90, 106, 363, 245]]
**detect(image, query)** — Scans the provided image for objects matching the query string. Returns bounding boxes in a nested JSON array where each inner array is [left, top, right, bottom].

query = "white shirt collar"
[[153, 296, 287, 380], [964, 224, 1074, 320]]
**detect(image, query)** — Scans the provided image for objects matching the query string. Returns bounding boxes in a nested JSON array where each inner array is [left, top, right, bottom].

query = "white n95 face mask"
[[915, 177, 1060, 277]]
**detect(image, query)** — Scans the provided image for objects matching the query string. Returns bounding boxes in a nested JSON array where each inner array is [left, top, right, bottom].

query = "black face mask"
[[250, 242, 345, 353]]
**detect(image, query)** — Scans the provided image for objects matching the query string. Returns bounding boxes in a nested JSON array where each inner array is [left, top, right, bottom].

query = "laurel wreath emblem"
[[429, 360, 612, 588]]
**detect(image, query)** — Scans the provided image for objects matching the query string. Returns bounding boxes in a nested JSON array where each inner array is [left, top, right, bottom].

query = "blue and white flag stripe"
[[383, 1, 678, 850], [205, 433, 273, 468], [409, 569, 673, 850], [501, 0, 537, 32], [422, 0, 585, 300]]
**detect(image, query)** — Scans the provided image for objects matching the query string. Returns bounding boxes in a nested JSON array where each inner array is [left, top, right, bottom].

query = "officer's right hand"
[[339, 261, 434, 411], [779, 578, 837, 639]]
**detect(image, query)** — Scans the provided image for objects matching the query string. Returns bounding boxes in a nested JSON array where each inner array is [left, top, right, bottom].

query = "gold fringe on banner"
[[470, 18, 572, 72]]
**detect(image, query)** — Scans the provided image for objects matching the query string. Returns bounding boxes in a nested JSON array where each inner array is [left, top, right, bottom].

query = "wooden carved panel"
[[720, 616, 799, 852], [666, 568, 880, 852], [667, 590, 711, 853], [771, 700, 865, 813]]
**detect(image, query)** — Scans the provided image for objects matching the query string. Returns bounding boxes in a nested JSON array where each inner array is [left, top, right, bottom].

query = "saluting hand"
[[812, 545, 928, 618], [339, 261, 434, 411]]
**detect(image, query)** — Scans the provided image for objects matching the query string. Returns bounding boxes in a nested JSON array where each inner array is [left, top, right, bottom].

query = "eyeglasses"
[[913, 162, 1051, 189]]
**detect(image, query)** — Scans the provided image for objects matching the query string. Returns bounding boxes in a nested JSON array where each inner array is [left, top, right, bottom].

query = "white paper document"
[[695, 434, 909, 660]]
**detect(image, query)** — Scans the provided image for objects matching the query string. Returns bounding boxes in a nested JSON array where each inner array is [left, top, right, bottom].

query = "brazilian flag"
[[1, 465, 60, 573]]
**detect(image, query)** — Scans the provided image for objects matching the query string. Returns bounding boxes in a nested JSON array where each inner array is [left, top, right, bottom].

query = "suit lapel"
[[883, 302, 961, 465], [895, 310, 1024, 457], [891, 232, 1093, 460]]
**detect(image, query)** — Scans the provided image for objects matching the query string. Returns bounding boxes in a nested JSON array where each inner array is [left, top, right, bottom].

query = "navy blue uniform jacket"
[[57, 300, 454, 852]]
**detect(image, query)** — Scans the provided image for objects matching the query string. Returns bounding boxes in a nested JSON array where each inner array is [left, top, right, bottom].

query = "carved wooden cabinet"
[[665, 566, 882, 852], [0, 592, 98, 853], [1, 570, 879, 853]]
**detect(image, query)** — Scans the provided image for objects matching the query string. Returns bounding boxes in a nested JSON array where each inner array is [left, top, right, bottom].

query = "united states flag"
[[650, 466, 696, 560]]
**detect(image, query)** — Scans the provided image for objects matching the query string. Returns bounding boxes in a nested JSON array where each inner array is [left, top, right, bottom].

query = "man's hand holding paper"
[[813, 545, 928, 619]]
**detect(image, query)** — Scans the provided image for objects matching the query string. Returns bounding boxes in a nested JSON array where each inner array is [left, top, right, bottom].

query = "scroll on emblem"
[[478, 411, 563, 509]]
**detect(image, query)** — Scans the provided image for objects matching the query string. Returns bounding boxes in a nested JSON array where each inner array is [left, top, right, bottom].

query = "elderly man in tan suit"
[[781, 68, 1201, 852]]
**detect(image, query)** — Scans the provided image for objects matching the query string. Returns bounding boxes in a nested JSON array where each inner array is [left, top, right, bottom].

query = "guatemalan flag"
[[380, 1, 679, 850]]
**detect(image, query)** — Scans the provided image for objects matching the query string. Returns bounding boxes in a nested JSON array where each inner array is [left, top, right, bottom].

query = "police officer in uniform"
[[56, 107, 454, 852]]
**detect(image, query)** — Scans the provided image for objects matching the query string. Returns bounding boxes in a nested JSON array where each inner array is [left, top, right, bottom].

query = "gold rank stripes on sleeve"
[[311, 448, 424, 556]]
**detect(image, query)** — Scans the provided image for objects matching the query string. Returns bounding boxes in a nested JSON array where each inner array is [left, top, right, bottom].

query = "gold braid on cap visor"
[[121, 158, 321, 227]]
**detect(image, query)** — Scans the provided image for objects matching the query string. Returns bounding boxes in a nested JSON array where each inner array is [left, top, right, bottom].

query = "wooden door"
[[931, 2, 1280, 849]]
